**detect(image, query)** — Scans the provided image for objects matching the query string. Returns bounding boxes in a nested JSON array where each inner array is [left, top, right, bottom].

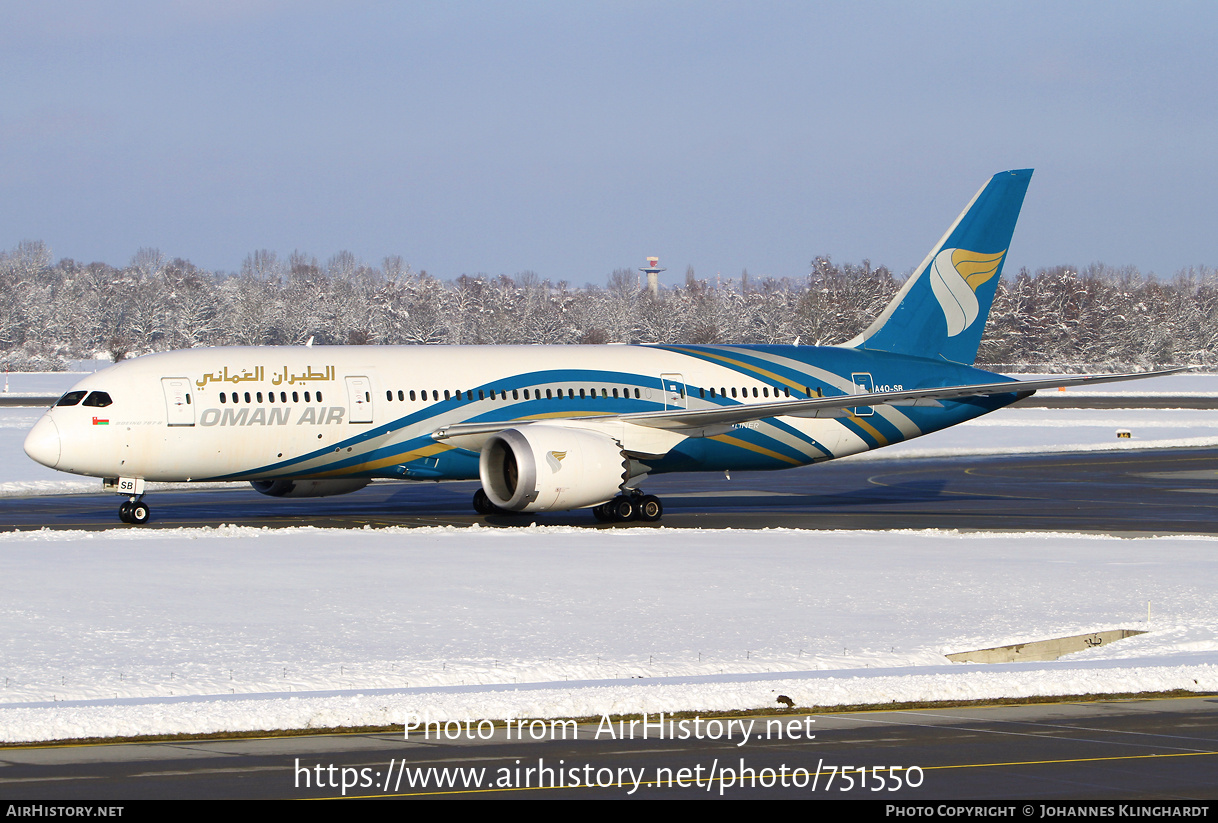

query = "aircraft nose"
[[24, 415, 61, 469]]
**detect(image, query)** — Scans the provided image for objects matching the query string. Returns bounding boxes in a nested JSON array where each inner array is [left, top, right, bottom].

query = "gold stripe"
[[918, 749, 1217, 773], [710, 434, 804, 465], [845, 412, 889, 446], [669, 346, 890, 447], [316, 442, 453, 477], [517, 410, 604, 421], [667, 346, 809, 395]]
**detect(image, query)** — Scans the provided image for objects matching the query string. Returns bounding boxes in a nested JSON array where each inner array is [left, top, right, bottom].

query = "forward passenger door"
[[345, 375, 374, 423]]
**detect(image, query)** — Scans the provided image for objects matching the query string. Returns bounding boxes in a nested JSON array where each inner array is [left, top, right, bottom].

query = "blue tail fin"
[[847, 169, 1032, 364]]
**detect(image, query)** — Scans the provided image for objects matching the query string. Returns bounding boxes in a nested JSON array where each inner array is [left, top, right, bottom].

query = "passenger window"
[[220, 392, 227, 404], [55, 391, 86, 407]]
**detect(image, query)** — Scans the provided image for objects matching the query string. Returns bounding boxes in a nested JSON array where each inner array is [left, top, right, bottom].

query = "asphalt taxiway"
[[2, 696, 1215, 799], [1, 446, 1216, 534]]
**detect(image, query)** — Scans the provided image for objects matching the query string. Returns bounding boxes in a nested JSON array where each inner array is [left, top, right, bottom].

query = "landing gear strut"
[[593, 493, 663, 523]]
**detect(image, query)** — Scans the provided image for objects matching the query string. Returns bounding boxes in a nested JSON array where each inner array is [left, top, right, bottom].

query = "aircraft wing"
[[431, 368, 1184, 440]]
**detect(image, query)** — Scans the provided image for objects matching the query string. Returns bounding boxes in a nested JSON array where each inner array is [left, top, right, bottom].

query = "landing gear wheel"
[[119, 501, 133, 523], [637, 494, 663, 522], [472, 488, 498, 515], [129, 502, 150, 525], [592, 502, 613, 522], [609, 496, 636, 522]]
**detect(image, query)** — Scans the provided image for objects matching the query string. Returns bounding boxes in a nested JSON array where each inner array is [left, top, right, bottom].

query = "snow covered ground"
[[0, 368, 1215, 743], [0, 527, 1215, 743]]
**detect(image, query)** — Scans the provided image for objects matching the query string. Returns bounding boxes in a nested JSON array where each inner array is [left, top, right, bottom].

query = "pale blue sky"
[[3, 2, 1216, 282]]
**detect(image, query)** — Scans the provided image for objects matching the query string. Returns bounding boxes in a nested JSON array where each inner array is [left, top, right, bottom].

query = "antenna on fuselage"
[[305, 336, 314, 347]]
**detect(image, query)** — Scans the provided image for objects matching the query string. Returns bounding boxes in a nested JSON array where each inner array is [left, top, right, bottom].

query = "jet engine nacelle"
[[249, 478, 371, 498], [479, 425, 628, 512]]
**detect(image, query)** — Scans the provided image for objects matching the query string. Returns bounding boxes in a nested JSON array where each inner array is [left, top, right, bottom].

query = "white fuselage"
[[24, 343, 985, 486]]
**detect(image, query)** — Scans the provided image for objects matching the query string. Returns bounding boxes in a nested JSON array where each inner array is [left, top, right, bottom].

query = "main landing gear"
[[470, 489, 665, 523], [472, 488, 513, 516], [592, 493, 663, 523], [119, 497, 150, 525]]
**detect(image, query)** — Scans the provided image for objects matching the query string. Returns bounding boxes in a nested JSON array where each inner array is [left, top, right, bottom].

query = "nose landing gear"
[[107, 477, 151, 525], [119, 498, 151, 525]]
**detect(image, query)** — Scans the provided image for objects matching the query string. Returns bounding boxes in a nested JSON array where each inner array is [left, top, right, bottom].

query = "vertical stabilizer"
[[846, 169, 1032, 364]]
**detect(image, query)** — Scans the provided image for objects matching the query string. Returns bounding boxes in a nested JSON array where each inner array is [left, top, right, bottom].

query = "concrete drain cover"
[[946, 629, 1147, 663]]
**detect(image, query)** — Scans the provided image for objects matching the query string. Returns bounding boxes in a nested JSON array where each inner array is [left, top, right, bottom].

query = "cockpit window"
[[82, 391, 113, 408], [55, 390, 87, 407]]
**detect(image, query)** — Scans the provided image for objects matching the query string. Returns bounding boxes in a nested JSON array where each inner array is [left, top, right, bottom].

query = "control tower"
[[639, 256, 666, 297]]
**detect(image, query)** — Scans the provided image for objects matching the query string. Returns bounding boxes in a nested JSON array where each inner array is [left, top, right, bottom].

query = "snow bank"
[[1, 526, 1214, 742]]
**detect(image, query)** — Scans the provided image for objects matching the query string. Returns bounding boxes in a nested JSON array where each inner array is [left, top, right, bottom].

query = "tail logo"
[[928, 248, 1006, 336], [546, 450, 568, 472]]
